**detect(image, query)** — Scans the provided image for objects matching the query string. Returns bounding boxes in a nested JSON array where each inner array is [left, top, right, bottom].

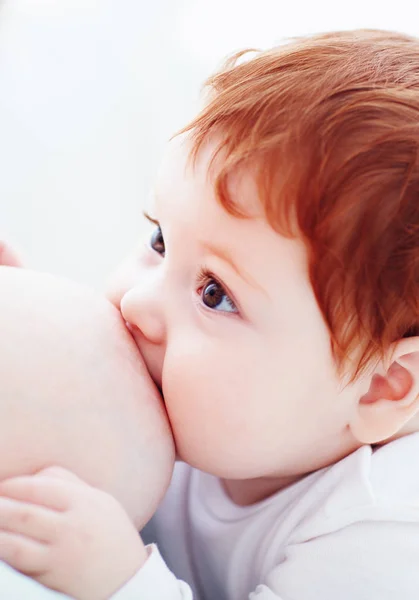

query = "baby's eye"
[[201, 279, 238, 314], [150, 226, 165, 256]]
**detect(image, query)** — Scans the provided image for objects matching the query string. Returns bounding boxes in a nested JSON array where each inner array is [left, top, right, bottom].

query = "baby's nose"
[[120, 279, 166, 345]]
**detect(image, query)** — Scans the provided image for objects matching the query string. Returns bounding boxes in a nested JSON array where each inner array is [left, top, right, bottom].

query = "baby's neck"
[[221, 474, 303, 506]]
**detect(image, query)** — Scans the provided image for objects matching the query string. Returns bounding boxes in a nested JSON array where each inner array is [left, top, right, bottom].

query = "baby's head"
[[0, 266, 175, 528], [108, 30, 419, 483]]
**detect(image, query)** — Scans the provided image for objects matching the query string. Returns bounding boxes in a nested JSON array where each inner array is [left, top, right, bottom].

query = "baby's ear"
[[350, 338, 419, 444], [0, 242, 23, 267]]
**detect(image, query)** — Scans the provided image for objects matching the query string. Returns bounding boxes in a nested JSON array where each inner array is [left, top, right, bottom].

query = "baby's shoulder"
[[258, 436, 419, 599], [291, 433, 419, 543], [326, 432, 419, 509]]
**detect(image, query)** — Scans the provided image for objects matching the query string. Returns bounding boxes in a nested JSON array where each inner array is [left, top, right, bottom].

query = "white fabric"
[[0, 562, 70, 599], [112, 544, 191, 600], [114, 433, 419, 599]]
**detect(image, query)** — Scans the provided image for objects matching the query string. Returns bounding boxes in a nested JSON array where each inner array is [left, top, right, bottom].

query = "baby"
[[106, 29, 419, 599], [0, 265, 175, 598]]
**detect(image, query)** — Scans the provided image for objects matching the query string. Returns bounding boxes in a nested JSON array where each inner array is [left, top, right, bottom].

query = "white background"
[[1, 0, 419, 286]]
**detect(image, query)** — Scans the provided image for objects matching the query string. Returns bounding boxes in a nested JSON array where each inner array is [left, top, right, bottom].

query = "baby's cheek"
[[163, 345, 220, 416], [161, 341, 267, 473]]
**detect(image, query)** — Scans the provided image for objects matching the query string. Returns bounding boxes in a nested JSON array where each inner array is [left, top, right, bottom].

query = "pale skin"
[[0, 266, 174, 599], [3, 129, 419, 597]]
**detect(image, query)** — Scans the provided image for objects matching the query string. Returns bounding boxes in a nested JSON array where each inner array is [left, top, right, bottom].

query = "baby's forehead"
[[154, 136, 269, 246]]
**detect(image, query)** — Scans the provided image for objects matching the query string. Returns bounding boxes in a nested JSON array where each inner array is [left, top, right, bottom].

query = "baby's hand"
[[0, 466, 148, 600]]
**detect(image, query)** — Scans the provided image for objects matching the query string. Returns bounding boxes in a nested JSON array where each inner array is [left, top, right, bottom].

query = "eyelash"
[[196, 267, 238, 313], [143, 211, 159, 227], [143, 212, 239, 315]]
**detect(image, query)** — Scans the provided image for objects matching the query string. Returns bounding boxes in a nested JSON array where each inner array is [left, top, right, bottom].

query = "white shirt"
[[0, 562, 70, 599], [113, 433, 419, 599]]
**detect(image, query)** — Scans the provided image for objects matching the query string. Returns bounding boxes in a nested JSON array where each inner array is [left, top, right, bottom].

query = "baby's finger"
[[0, 497, 61, 543], [0, 476, 72, 511], [0, 530, 49, 575]]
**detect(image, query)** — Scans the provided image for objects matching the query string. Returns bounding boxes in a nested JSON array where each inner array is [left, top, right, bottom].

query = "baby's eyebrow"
[[201, 240, 265, 294]]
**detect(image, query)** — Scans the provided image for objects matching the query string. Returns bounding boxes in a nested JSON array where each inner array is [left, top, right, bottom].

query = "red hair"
[[182, 29, 419, 378]]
